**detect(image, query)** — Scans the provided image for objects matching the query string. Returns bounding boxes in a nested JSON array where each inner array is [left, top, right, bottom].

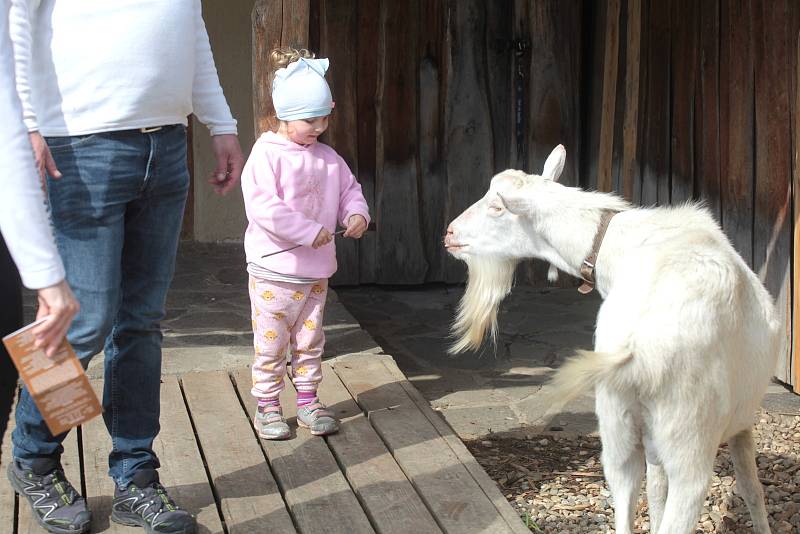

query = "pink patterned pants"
[[248, 276, 328, 400]]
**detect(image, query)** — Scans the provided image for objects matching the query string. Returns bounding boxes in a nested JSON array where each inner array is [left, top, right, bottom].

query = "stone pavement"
[[27, 242, 799, 441]]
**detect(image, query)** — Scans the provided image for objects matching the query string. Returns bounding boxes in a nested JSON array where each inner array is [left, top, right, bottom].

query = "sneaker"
[[296, 399, 339, 436], [253, 404, 290, 440], [111, 469, 196, 534], [7, 458, 91, 534]]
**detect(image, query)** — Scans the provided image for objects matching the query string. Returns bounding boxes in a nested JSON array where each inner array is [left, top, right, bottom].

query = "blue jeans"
[[12, 125, 189, 487]]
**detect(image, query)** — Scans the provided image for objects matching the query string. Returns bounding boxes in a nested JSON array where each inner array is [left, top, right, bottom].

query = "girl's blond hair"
[[269, 47, 315, 93]]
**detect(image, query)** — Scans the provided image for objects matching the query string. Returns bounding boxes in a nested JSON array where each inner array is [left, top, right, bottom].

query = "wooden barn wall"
[[253, 0, 587, 287], [252, 0, 799, 389], [586, 0, 798, 389]]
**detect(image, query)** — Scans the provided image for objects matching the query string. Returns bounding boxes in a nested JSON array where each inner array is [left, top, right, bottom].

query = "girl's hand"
[[312, 227, 333, 248], [343, 215, 367, 239]]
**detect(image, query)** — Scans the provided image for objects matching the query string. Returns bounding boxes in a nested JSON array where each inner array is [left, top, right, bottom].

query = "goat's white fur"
[[445, 145, 779, 534]]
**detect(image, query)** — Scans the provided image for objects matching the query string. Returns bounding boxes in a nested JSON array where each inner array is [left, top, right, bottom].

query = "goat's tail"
[[546, 350, 634, 404]]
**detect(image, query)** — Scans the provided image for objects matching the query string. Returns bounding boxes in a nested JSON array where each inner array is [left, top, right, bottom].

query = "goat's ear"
[[542, 144, 566, 183], [497, 192, 529, 216]]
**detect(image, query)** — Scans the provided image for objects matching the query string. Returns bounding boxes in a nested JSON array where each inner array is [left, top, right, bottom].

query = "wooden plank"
[[697, 0, 722, 220], [720, 0, 755, 267], [0, 400, 16, 531], [355, 0, 380, 284], [156, 376, 223, 533], [331, 354, 523, 534], [670, 0, 698, 204], [232, 368, 375, 534], [418, 1, 447, 283], [521, 0, 584, 286], [83, 380, 123, 533], [486, 1, 514, 175], [321, 0, 361, 287], [641, 0, 671, 206], [794, 28, 800, 392], [17, 430, 82, 534], [375, 355, 531, 534], [182, 371, 296, 534], [320, 363, 443, 534], [375, 0, 428, 284], [281, 0, 310, 49], [252, 0, 283, 136], [597, 0, 621, 193], [442, 0, 495, 284], [754, 0, 793, 384], [621, 0, 642, 203]]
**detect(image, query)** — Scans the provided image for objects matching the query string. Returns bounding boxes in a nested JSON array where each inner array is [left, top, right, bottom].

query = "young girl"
[[240, 48, 370, 439]]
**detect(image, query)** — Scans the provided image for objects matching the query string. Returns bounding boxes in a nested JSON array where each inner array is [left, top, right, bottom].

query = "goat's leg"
[[728, 429, 771, 533], [655, 444, 716, 534], [645, 461, 667, 533], [596, 387, 645, 534]]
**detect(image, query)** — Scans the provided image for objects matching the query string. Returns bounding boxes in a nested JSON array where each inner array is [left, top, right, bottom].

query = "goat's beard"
[[449, 256, 518, 354]]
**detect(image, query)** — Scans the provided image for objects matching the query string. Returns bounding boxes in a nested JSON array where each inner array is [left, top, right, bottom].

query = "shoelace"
[[132, 483, 179, 513], [44, 471, 79, 506]]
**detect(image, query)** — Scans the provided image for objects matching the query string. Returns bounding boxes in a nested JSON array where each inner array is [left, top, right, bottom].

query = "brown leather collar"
[[578, 210, 617, 294]]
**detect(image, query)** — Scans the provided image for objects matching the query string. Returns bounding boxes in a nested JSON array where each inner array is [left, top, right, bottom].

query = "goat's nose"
[[446, 225, 453, 235]]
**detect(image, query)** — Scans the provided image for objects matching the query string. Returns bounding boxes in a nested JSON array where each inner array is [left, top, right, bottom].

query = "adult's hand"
[[31, 279, 79, 357], [29, 131, 61, 181], [208, 134, 244, 195]]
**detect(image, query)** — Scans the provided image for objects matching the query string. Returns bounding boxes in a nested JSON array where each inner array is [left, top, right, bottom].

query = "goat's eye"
[[488, 203, 504, 215]]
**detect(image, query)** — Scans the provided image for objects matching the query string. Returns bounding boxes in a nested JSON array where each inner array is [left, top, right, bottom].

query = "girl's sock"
[[296, 390, 317, 406], [257, 398, 280, 412]]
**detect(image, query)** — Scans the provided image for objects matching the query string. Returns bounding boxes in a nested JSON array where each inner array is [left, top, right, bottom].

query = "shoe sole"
[[296, 419, 339, 436], [253, 420, 290, 440], [111, 510, 197, 534], [7, 464, 91, 534]]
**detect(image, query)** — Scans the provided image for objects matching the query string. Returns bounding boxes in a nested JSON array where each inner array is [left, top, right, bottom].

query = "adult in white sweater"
[[7, 2, 244, 533], [0, 0, 79, 457]]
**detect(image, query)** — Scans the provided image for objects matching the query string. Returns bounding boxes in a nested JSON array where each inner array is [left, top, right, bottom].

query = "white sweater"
[[0, 0, 64, 289], [9, 0, 237, 136]]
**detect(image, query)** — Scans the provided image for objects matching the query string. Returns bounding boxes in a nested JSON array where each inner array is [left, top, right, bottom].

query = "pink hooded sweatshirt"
[[241, 131, 371, 279]]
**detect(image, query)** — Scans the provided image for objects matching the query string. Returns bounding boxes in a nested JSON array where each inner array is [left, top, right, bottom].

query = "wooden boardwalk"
[[1, 353, 528, 534]]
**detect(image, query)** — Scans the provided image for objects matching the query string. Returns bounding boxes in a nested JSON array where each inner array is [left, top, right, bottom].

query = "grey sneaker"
[[111, 468, 196, 534], [7, 458, 91, 534], [296, 399, 339, 436], [253, 405, 290, 440]]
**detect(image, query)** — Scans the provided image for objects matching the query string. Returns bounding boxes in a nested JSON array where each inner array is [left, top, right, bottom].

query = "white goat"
[[444, 145, 779, 534]]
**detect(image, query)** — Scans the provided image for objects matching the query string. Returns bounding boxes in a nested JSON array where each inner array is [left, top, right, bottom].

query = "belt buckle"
[[139, 126, 163, 133]]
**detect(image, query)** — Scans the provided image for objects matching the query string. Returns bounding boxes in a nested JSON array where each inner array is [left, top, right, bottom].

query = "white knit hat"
[[272, 58, 333, 121]]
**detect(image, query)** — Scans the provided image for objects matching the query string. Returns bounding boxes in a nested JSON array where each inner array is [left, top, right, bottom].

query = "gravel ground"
[[466, 410, 800, 533]]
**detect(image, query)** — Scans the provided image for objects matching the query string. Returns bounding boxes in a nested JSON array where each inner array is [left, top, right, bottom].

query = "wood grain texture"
[[720, 0, 755, 267], [252, 0, 283, 136], [376, 0, 428, 284], [442, 0, 497, 283], [753, 0, 793, 383], [696, 0, 722, 220], [621, 0, 642, 203], [157, 377, 224, 533], [320, 363, 443, 534], [418, 1, 447, 282], [182, 372, 296, 534], [640, 0, 671, 206], [332, 354, 521, 534], [355, 0, 380, 284], [320, 0, 361, 286], [597, 0, 621, 193], [669, 0, 698, 204], [232, 368, 375, 533]]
